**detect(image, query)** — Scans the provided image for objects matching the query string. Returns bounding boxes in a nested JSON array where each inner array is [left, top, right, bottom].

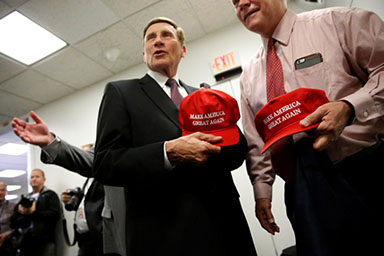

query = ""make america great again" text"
[[263, 101, 302, 130], [190, 111, 226, 126]]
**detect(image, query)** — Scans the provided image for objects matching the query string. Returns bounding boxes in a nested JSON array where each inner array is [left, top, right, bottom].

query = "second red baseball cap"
[[179, 88, 240, 146], [254, 88, 329, 153]]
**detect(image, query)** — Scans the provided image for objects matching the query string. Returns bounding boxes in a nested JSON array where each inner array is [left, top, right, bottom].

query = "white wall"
[[26, 1, 384, 255]]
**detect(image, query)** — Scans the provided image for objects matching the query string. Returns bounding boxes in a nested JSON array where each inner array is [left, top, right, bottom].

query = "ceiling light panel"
[[0, 169, 26, 178], [0, 11, 67, 65], [5, 195, 18, 200], [0, 143, 28, 155], [7, 185, 21, 192]]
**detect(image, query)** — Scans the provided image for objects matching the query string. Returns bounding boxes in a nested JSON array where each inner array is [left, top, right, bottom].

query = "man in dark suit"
[[93, 17, 257, 256], [11, 111, 127, 256]]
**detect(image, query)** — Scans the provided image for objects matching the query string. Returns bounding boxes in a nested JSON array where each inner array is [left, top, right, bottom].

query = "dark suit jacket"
[[93, 74, 256, 256]]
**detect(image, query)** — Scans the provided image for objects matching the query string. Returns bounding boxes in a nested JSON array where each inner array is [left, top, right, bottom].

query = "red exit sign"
[[210, 51, 241, 75]]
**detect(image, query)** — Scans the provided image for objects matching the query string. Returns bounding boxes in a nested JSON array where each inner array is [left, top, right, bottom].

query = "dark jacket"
[[10, 186, 61, 243], [92, 75, 256, 256]]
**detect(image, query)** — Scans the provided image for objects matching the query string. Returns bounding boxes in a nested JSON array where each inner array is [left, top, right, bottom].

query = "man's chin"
[[150, 62, 170, 72]]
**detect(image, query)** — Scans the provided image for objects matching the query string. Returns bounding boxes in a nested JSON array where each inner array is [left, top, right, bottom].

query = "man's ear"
[[142, 50, 147, 64], [181, 45, 186, 58]]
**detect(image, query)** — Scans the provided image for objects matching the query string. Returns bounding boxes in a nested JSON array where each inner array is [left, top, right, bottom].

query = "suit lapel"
[[179, 80, 198, 95], [139, 75, 180, 128]]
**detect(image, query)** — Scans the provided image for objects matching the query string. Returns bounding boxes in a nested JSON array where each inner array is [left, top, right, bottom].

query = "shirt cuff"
[[41, 132, 60, 147], [40, 133, 60, 163], [163, 142, 174, 171], [253, 182, 273, 201], [341, 90, 376, 122]]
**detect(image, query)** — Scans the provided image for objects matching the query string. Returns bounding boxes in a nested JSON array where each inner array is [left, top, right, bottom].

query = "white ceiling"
[[0, 0, 239, 126]]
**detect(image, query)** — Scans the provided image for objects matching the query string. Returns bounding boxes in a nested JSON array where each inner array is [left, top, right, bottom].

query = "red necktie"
[[266, 39, 285, 101], [265, 39, 294, 183], [166, 78, 183, 109]]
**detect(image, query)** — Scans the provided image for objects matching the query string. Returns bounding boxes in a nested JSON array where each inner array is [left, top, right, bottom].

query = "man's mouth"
[[244, 8, 260, 22], [154, 50, 166, 56]]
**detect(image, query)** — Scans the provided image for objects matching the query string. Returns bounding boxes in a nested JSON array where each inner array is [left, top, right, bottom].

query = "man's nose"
[[154, 36, 164, 47], [238, 0, 250, 10]]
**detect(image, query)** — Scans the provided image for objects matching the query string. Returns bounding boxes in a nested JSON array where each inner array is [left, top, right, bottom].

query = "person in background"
[[92, 17, 257, 256], [10, 169, 61, 256], [0, 182, 16, 256], [232, 0, 384, 255], [11, 110, 127, 256]]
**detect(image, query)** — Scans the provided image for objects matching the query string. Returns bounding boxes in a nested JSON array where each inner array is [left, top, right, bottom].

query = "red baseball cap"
[[254, 88, 329, 153], [179, 88, 240, 146]]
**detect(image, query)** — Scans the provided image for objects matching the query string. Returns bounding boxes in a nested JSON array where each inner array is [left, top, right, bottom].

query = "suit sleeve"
[[92, 82, 167, 186], [41, 139, 94, 178]]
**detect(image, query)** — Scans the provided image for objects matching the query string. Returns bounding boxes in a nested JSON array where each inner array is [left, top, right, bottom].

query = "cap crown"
[[254, 88, 329, 153], [179, 88, 240, 146]]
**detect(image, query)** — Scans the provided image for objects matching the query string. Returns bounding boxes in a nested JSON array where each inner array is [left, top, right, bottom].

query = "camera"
[[64, 187, 84, 211], [19, 194, 35, 208]]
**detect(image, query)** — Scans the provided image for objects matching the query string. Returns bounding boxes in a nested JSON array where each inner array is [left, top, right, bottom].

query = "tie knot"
[[166, 78, 178, 88], [267, 39, 275, 50]]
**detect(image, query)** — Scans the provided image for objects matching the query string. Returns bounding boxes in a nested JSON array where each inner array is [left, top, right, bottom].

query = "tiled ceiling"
[[0, 0, 239, 126]]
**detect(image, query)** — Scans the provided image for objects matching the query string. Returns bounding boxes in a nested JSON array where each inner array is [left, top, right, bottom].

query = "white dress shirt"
[[147, 70, 189, 170]]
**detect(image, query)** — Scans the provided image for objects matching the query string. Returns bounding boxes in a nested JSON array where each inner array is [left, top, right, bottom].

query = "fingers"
[[191, 132, 222, 145], [257, 210, 279, 235], [11, 117, 27, 130], [12, 119, 30, 143], [187, 132, 221, 154], [300, 105, 326, 128], [29, 110, 44, 124], [166, 132, 222, 165], [256, 198, 280, 235], [61, 193, 71, 203], [312, 133, 335, 151], [300, 101, 353, 151]]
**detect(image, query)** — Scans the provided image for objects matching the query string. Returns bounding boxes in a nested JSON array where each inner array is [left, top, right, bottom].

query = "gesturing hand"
[[11, 110, 55, 147]]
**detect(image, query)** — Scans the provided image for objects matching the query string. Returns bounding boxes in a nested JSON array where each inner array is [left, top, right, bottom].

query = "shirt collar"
[[262, 10, 297, 48], [147, 70, 180, 88]]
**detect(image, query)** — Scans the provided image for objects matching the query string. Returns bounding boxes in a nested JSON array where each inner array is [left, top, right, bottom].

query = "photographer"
[[10, 169, 61, 256]]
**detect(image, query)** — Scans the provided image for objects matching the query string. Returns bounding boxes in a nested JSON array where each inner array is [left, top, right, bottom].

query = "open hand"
[[12, 110, 54, 147]]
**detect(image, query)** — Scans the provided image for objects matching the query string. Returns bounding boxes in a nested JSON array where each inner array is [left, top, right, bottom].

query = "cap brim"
[[260, 121, 319, 153], [182, 124, 240, 146]]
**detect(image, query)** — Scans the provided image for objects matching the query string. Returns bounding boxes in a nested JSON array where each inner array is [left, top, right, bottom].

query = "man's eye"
[[146, 34, 155, 41]]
